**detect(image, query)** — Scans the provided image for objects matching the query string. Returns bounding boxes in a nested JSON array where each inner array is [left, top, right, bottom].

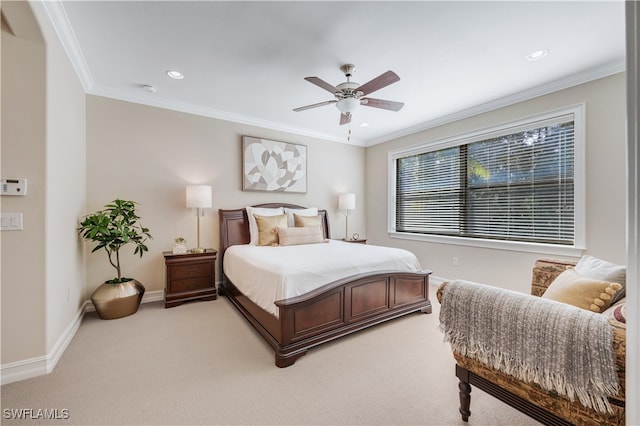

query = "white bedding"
[[223, 240, 422, 317]]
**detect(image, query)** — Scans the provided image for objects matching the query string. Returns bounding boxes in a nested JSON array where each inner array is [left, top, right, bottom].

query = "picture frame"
[[242, 136, 307, 193]]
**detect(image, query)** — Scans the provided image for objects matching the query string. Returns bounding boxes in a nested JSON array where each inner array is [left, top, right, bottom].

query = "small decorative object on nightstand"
[[343, 233, 366, 244], [172, 237, 187, 254], [163, 249, 217, 308]]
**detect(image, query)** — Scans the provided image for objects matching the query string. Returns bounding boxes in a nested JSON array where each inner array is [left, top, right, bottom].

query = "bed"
[[218, 203, 432, 367]]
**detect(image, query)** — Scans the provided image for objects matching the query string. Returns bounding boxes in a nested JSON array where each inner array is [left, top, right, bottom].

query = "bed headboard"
[[218, 203, 330, 258]]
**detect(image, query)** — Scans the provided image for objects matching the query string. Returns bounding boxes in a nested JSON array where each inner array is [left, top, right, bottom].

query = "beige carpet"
[[1, 293, 540, 425]]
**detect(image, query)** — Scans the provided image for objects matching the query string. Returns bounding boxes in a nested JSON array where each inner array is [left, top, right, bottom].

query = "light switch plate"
[[1, 213, 23, 231]]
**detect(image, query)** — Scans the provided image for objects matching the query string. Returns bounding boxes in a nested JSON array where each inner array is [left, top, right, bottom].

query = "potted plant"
[[78, 199, 152, 319]]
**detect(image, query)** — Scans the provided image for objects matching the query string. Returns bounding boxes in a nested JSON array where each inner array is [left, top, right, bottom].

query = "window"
[[389, 106, 585, 254]]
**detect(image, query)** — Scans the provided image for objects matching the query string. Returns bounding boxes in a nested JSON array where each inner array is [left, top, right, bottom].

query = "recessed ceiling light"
[[360, 122, 369, 127], [526, 49, 549, 61], [166, 70, 184, 80]]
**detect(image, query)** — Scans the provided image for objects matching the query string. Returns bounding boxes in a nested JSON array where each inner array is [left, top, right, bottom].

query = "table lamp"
[[338, 193, 356, 240], [186, 185, 212, 253]]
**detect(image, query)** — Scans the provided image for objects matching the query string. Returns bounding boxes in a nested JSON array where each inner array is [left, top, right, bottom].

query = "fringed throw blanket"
[[439, 280, 619, 413]]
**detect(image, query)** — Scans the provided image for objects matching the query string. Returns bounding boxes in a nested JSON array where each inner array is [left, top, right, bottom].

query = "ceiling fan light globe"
[[336, 97, 361, 114]]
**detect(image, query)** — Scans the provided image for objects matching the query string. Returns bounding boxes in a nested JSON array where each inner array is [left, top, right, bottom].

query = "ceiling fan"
[[293, 64, 404, 125]]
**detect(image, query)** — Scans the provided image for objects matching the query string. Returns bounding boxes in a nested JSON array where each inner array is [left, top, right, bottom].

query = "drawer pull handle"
[[186, 267, 198, 276]]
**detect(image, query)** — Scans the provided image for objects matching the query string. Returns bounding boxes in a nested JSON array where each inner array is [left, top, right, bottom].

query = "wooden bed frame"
[[218, 203, 432, 367]]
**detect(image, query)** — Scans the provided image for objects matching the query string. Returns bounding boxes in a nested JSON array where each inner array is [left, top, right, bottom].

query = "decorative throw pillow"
[[541, 268, 623, 312], [294, 213, 321, 228], [278, 226, 326, 246], [574, 255, 626, 303], [603, 299, 627, 327], [284, 207, 318, 227], [254, 214, 288, 246], [246, 207, 284, 245]]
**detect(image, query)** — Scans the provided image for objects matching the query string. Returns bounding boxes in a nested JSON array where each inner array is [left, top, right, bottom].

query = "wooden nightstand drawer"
[[170, 276, 212, 293], [170, 262, 212, 280], [163, 249, 217, 308]]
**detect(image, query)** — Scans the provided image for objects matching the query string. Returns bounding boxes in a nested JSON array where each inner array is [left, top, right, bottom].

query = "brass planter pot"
[[91, 279, 145, 320]]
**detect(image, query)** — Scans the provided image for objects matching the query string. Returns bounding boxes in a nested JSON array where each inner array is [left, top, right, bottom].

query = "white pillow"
[[574, 255, 626, 303], [283, 207, 318, 227], [246, 207, 284, 245]]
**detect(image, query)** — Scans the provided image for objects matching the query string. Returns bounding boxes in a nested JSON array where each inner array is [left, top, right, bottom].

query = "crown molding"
[[41, 0, 94, 91], [365, 60, 625, 147], [88, 84, 361, 146]]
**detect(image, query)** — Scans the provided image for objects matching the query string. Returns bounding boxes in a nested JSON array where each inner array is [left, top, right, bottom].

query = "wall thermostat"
[[1, 178, 27, 196]]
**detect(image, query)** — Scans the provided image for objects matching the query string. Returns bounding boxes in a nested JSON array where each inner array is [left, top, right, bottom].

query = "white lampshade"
[[339, 193, 356, 210], [186, 185, 212, 208]]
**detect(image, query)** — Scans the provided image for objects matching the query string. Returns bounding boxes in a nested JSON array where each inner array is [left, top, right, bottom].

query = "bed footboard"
[[223, 270, 432, 367]]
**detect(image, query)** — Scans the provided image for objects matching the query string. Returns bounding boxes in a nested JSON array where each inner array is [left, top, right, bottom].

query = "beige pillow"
[[278, 226, 326, 246], [254, 214, 287, 246], [293, 213, 321, 228], [246, 207, 284, 245], [284, 207, 318, 227], [541, 268, 623, 312]]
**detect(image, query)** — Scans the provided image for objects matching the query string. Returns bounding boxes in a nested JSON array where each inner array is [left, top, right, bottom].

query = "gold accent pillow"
[[293, 213, 321, 228], [284, 207, 318, 227], [541, 268, 623, 312], [253, 214, 288, 246], [278, 226, 326, 246]]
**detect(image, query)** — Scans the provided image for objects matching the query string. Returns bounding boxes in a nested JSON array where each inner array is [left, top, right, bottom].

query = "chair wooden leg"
[[456, 364, 472, 422]]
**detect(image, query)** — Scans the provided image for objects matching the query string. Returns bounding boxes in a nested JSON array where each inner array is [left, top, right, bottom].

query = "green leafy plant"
[[78, 199, 152, 283]]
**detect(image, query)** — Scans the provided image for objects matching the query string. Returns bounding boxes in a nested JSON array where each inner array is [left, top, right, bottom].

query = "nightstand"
[[342, 238, 367, 244], [163, 249, 217, 308]]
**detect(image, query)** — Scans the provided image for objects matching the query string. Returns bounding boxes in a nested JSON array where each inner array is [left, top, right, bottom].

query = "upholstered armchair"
[[437, 258, 626, 425]]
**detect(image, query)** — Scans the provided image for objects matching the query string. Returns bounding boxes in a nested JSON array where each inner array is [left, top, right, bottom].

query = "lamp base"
[[191, 247, 206, 254]]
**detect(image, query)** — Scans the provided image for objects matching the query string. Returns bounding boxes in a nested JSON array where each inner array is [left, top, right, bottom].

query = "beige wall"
[[1, 1, 86, 371], [33, 1, 87, 355], [1, 2, 48, 363], [366, 73, 626, 293], [85, 96, 366, 295]]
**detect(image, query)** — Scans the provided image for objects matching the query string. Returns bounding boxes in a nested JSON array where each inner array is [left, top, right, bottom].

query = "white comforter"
[[223, 240, 422, 317]]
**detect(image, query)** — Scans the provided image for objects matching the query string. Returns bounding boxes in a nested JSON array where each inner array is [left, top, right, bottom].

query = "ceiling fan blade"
[[293, 100, 337, 112], [340, 113, 351, 125], [355, 70, 400, 96], [304, 77, 338, 94], [361, 97, 404, 112]]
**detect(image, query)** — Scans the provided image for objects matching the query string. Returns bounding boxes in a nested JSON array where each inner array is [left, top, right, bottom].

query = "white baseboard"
[[0, 355, 49, 386], [1, 290, 165, 385]]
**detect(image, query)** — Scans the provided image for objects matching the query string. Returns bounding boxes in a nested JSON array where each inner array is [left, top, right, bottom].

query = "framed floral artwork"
[[242, 136, 307, 193]]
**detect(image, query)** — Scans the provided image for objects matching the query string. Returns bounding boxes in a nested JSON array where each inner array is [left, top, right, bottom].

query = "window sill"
[[388, 231, 585, 257]]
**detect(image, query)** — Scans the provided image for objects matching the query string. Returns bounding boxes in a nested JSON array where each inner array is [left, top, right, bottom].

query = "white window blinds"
[[395, 116, 575, 245]]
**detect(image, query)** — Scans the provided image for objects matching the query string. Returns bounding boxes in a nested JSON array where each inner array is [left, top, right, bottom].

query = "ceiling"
[[44, 1, 626, 146]]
